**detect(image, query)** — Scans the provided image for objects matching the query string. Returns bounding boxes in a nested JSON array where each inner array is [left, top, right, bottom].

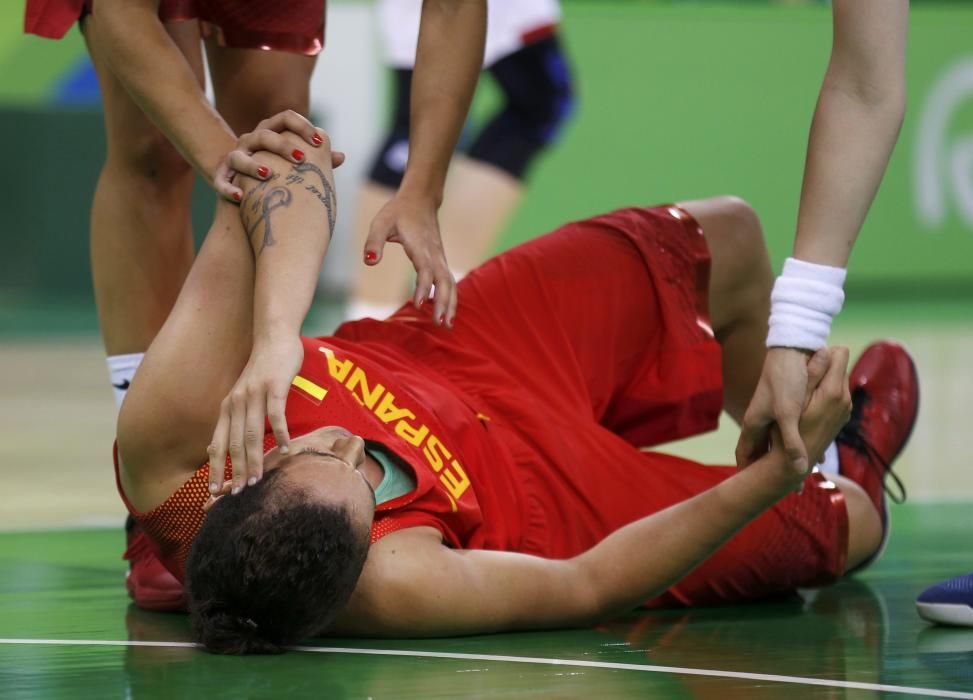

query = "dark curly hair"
[[186, 468, 370, 654]]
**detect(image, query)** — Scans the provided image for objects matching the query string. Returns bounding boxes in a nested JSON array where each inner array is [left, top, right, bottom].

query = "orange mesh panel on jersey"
[[135, 434, 278, 579], [370, 513, 449, 545]]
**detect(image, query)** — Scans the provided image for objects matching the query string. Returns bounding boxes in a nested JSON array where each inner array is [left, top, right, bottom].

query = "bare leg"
[[117, 134, 334, 507], [347, 181, 410, 318], [678, 197, 882, 568], [677, 196, 773, 425], [83, 18, 204, 355], [832, 474, 883, 570], [205, 42, 317, 136], [439, 156, 522, 276]]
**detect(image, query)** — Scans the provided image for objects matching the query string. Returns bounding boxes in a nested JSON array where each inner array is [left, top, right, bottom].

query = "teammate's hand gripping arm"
[[335, 350, 851, 637], [737, 0, 908, 471], [85, 0, 324, 201], [207, 128, 342, 495], [363, 0, 487, 327]]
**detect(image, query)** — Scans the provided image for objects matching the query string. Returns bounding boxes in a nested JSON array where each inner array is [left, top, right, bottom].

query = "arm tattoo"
[[239, 160, 337, 255], [291, 161, 337, 234], [241, 175, 292, 254]]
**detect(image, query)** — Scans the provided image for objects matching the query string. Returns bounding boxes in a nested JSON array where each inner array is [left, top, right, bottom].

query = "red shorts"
[[25, 0, 325, 55], [340, 205, 850, 605]]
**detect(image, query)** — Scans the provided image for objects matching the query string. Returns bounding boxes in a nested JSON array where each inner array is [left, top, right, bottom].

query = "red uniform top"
[[25, 0, 325, 55], [117, 206, 848, 605]]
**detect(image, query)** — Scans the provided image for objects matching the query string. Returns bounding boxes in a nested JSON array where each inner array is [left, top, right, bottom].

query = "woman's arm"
[[206, 130, 342, 494], [363, 0, 487, 327], [736, 0, 908, 473], [117, 127, 341, 507], [87, 0, 235, 184], [793, 0, 909, 266], [338, 350, 851, 637]]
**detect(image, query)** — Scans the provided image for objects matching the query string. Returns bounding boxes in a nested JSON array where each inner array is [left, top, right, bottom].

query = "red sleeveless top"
[[115, 335, 525, 581]]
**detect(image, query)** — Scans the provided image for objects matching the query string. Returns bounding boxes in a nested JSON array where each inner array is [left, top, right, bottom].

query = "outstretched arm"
[[737, 0, 908, 471], [337, 350, 851, 637], [207, 130, 343, 494], [117, 126, 340, 511]]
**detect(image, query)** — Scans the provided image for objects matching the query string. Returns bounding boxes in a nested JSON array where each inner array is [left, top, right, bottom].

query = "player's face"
[[263, 426, 377, 527]]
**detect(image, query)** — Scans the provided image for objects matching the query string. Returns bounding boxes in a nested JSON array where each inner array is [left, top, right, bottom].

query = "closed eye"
[[299, 447, 339, 459]]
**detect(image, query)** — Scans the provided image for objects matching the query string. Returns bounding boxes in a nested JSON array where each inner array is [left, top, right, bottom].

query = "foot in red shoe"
[[124, 516, 187, 612], [837, 341, 919, 573]]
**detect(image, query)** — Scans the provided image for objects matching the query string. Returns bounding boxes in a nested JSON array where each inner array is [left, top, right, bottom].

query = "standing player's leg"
[[82, 16, 204, 609], [676, 196, 773, 424], [82, 17, 203, 403], [446, 34, 575, 277], [204, 40, 317, 142]]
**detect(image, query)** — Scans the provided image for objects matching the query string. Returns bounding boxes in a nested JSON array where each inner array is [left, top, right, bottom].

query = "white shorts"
[[376, 0, 561, 69]]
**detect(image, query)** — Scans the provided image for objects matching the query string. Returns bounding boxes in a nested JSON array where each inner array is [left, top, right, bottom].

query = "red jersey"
[[118, 206, 848, 605]]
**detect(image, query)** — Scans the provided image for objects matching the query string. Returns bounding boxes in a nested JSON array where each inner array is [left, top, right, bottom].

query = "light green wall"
[[492, 2, 973, 292], [2, 1, 972, 304]]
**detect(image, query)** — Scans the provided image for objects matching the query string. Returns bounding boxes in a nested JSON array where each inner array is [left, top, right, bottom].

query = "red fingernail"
[[439, 314, 446, 325], [364, 251, 377, 263], [232, 191, 241, 202], [311, 133, 323, 145], [257, 165, 269, 178], [292, 149, 304, 161]]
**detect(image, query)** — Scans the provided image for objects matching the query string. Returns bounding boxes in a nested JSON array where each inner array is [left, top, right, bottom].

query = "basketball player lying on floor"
[[115, 127, 917, 654]]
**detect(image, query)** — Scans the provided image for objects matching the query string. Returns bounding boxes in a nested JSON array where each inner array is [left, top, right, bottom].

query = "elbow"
[[821, 73, 907, 136], [824, 60, 907, 115], [570, 557, 617, 626]]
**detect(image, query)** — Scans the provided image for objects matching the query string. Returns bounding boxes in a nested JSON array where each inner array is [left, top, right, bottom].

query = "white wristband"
[[766, 258, 846, 350]]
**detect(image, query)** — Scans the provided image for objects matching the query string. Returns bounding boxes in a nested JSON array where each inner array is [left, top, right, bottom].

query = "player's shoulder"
[[328, 526, 445, 635]]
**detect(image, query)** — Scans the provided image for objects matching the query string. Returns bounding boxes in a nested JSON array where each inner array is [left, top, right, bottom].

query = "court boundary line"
[[1, 638, 971, 699]]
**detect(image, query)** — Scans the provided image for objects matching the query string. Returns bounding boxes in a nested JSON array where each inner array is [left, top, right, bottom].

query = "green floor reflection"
[[1, 503, 971, 699]]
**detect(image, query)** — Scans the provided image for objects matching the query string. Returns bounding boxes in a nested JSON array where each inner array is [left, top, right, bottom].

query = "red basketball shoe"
[[837, 341, 918, 573], [124, 516, 186, 611]]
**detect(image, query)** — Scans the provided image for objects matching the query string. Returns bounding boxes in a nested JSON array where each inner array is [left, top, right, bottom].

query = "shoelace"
[[836, 386, 907, 504]]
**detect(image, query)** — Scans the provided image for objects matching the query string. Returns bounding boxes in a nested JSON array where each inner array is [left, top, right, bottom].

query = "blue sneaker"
[[917, 572, 973, 627]]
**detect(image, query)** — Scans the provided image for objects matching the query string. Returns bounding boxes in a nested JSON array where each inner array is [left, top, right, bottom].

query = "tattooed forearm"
[[292, 161, 337, 234], [241, 176, 293, 254], [238, 160, 336, 256]]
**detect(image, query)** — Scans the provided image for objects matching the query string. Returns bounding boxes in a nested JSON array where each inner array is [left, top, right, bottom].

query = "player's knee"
[[517, 75, 575, 146], [498, 37, 576, 146], [109, 129, 193, 186], [715, 195, 761, 242], [713, 196, 767, 271], [218, 63, 310, 135]]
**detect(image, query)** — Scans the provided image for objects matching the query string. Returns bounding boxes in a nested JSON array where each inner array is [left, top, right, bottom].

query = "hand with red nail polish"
[[212, 110, 341, 203], [363, 193, 458, 327]]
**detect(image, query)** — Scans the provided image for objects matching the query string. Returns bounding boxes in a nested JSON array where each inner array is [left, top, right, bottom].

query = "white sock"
[[819, 441, 839, 475], [107, 353, 144, 408], [344, 300, 402, 322]]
